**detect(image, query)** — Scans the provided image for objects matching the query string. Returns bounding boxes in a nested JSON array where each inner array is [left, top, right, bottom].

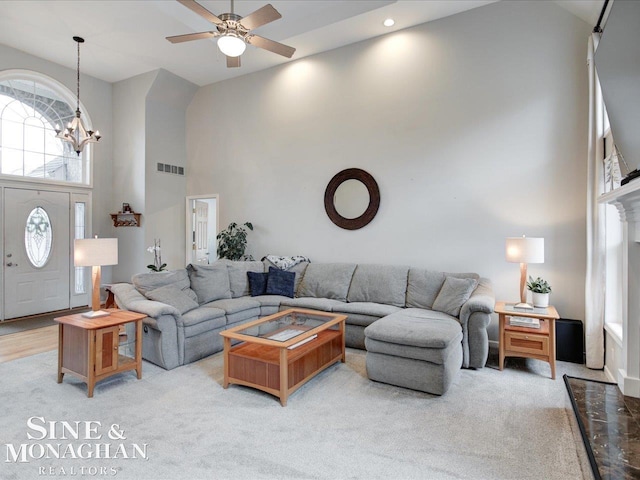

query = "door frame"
[[185, 194, 219, 266], [0, 180, 92, 321]]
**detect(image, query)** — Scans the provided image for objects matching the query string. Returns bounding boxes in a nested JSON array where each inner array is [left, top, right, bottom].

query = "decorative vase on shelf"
[[532, 292, 549, 308]]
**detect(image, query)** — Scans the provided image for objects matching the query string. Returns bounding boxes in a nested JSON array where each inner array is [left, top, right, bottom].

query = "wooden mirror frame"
[[324, 168, 380, 230]]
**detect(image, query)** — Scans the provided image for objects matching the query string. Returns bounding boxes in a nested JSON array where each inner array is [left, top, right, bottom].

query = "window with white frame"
[[602, 113, 624, 337], [0, 72, 91, 185]]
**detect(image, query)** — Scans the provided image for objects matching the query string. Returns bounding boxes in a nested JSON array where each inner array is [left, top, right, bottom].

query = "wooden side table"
[[495, 301, 560, 379], [55, 309, 146, 397]]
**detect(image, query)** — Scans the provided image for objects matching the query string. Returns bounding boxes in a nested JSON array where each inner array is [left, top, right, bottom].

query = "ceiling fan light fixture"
[[218, 32, 246, 57]]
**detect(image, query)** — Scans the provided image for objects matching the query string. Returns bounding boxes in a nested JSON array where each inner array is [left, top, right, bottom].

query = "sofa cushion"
[[250, 294, 288, 307], [187, 264, 231, 305], [247, 272, 268, 296], [339, 312, 383, 328], [346, 264, 409, 307], [266, 267, 295, 298], [262, 257, 309, 292], [296, 263, 356, 301], [432, 276, 478, 317], [279, 297, 347, 312], [132, 269, 197, 302], [219, 260, 265, 298], [144, 284, 199, 315], [400, 308, 460, 322], [364, 313, 462, 349], [365, 336, 462, 365], [203, 297, 261, 316], [179, 307, 226, 331], [334, 302, 401, 318], [406, 269, 479, 309]]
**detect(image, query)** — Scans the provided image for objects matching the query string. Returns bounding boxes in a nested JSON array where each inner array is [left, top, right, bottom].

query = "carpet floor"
[[1, 348, 606, 480]]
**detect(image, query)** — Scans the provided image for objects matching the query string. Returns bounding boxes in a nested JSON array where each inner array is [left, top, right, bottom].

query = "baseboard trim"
[[617, 369, 640, 398]]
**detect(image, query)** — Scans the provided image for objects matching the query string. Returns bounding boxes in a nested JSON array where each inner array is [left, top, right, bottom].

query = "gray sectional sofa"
[[111, 260, 495, 376]]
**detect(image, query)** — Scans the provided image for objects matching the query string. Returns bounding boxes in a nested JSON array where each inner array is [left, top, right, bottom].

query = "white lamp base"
[[82, 310, 111, 319], [514, 302, 534, 310]]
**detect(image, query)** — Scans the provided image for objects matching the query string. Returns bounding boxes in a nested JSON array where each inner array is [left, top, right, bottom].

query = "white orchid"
[[147, 239, 166, 272]]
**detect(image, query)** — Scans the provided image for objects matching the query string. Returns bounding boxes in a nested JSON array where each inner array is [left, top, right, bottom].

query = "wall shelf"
[[110, 212, 141, 227]]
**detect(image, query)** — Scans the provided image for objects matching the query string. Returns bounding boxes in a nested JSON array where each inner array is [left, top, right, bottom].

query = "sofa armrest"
[[110, 283, 181, 318], [458, 277, 495, 368], [460, 277, 495, 322]]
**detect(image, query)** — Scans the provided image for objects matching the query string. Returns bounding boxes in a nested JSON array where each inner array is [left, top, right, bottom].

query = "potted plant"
[[216, 222, 254, 260], [526, 276, 552, 308], [147, 239, 167, 272]]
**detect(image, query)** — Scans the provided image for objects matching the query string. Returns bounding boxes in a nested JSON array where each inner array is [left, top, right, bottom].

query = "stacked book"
[[509, 316, 540, 329]]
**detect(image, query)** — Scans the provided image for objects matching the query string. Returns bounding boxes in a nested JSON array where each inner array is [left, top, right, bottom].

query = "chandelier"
[[55, 36, 101, 155]]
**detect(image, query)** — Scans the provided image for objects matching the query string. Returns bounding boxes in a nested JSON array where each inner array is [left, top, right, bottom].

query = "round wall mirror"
[[334, 179, 370, 219], [324, 168, 380, 230]]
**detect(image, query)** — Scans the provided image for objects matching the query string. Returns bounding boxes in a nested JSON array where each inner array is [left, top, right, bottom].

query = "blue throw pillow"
[[247, 271, 268, 296], [266, 267, 295, 298]]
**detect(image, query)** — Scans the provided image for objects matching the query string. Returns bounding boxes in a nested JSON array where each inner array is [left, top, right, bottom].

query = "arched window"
[[0, 71, 91, 185]]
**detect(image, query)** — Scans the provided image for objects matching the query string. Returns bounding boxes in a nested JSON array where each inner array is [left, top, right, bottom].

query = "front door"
[[3, 188, 70, 319]]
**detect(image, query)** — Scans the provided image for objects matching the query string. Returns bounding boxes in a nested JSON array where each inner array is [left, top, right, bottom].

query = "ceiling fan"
[[167, 0, 296, 68]]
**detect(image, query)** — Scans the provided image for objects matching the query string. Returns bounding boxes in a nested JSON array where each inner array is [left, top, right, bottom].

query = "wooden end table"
[[495, 301, 560, 379], [55, 309, 146, 397]]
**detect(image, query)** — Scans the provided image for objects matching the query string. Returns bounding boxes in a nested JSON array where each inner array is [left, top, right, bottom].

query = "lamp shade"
[[505, 237, 544, 264], [74, 238, 118, 267], [218, 33, 246, 57]]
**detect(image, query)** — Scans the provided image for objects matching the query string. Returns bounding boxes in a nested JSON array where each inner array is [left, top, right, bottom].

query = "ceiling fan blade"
[[166, 31, 218, 44], [226, 56, 241, 68], [239, 4, 281, 31], [178, 0, 224, 25], [246, 35, 295, 58]]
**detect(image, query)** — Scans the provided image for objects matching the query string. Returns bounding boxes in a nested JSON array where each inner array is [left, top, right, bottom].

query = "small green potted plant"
[[526, 276, 552, 308], [216, 222, 254, 261]]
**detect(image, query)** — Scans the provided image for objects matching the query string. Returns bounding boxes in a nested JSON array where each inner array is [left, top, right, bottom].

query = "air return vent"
[[157, 163, 185, 176]]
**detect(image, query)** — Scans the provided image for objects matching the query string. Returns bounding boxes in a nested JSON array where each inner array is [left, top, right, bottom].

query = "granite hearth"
[[565, 375, 640, 480]]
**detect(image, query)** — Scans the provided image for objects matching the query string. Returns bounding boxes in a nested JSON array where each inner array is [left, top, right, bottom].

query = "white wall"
[[187, 1, 591, 337], [145, 70, 197, 273], [112, 70, 156, 281], [112, 69, 196, 282]]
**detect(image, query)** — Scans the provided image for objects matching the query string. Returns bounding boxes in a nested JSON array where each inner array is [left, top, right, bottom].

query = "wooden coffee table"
[[220, 308, 346, 406]]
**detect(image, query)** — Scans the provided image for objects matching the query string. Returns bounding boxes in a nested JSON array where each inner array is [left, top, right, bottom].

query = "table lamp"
[[74, 236, 118, 318], [505, 235, 544, 309]]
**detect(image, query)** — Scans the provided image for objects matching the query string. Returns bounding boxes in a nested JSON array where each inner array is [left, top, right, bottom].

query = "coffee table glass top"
[[232, 310, 338, 343]]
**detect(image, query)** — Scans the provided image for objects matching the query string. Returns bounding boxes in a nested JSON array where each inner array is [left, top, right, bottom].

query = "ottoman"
[[364, 313, 463, 395]]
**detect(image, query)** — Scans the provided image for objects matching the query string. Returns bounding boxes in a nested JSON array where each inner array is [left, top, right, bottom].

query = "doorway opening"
[[185, 194, 219, 266]]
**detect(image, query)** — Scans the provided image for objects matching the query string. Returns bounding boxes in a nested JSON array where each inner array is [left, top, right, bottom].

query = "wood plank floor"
[[0, 325, 58, 364]]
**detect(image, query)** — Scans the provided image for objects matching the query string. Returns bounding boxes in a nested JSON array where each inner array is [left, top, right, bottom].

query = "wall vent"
[[157, 163, 185, 176]]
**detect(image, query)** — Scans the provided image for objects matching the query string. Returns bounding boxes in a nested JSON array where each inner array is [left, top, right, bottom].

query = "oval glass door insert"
[[24, 206, 53, 268]]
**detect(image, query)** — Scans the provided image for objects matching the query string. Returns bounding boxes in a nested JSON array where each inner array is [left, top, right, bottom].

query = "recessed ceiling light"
[[383, 18, 395, 27]]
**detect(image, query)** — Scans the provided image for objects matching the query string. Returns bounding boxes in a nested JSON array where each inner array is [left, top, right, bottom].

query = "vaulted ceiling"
[[0, 0, 604, 86]]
